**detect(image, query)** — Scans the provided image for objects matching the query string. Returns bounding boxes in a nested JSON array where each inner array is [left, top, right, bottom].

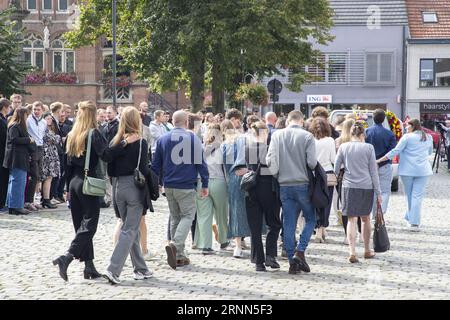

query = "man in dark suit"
[[0, 98, 11, 211], [106, 105, 119, 142]]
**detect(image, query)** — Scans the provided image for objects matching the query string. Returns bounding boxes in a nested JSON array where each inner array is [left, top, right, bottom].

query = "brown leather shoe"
[[176, 257, 190, 267], [364, 251, 375, 259], [348, 255, 359, 263]]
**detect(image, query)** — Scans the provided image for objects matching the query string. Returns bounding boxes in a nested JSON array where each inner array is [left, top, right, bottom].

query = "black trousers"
[[0, 166, 9, 208], [68, 175, 101, 262], [25, 147, 42, 203], [245, 176, 281, 265]]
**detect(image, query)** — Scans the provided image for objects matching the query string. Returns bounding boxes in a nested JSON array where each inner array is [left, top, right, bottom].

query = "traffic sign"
[[270, 94, 279, 102], [267, 79, 282, 94]]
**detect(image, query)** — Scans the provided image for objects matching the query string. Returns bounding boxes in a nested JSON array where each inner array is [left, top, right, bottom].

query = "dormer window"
[[422, 12, 438, 23]]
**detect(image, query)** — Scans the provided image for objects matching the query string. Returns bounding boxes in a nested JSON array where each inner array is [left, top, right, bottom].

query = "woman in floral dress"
[[40, 112, 61, 209]]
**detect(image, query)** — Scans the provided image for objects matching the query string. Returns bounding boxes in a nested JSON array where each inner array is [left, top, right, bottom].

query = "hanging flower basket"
[[386, 110, 403, 141], [236, 83, 269, 106], [103, 75, 132, 88]]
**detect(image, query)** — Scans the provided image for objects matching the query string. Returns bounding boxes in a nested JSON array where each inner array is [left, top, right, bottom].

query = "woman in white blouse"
[[309, 117, 336, 243]]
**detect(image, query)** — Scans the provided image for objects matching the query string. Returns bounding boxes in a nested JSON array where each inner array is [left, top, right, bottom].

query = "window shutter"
[[380, 53, 393, 82]]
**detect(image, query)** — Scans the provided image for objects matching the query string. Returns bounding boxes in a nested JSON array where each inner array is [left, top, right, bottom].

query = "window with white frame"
[[23, 34, 45, 70], [293, 53, 347, 84], [51, 38, 75, 73], [27, 0, 37, 10], [42, 0, 52, 11], [58, 0, 69, 11], [365, 52, 394, 85]]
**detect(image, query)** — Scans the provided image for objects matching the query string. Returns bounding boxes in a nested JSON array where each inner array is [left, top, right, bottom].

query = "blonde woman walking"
[[52, 101, 135, 282], [334, 122, 381, 263], [105, 107, 153, 284], [194, 123, 229, 254]]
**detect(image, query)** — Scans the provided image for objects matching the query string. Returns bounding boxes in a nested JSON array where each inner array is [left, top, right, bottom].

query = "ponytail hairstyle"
[[408, 118, 427, 142], [350, 121, 366, 138]]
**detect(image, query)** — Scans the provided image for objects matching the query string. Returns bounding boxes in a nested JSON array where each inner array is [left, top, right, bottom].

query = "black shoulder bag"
[[134, 139, 146, 189], [240, 139, 260, 191]]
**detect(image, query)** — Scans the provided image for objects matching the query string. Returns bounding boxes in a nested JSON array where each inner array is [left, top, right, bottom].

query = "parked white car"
[[329, 110, 400, 192]]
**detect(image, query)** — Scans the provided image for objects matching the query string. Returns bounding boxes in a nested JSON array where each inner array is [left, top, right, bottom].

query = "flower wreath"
[[385, 110, 402, 141]]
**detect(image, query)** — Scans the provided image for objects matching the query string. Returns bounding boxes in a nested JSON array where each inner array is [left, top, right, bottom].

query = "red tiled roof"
[[405, 0, 450, 39]]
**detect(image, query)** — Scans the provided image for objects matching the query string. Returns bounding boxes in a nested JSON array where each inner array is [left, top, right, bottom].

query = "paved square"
[[1, 170, 449, 300]]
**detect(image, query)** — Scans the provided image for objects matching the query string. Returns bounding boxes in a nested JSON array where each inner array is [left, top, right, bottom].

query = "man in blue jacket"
[[365, 109, 397, 216], [152, 110, 209, 270]]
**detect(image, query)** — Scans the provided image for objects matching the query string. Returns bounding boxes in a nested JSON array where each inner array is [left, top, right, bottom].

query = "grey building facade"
[[262, 0, 408, 119]]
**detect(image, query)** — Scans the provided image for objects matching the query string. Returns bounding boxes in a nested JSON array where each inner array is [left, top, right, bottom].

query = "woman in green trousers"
[[195, 123, 229, 254]]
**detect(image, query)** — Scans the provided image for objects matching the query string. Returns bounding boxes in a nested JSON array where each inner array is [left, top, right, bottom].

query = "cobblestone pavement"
[[1, 168, 450, 300]]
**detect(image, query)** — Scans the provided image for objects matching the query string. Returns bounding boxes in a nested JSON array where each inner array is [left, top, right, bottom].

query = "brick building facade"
[[1, 0, 188, 111]]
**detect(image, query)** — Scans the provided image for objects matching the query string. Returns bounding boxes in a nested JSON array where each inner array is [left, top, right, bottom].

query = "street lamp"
[[112, 0, 117, 108]]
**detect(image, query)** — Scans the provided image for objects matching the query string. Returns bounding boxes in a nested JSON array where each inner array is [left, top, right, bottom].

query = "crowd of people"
[[0, 94, 435, 283]]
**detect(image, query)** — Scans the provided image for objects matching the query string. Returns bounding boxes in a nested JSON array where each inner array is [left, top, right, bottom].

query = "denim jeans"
[[280, 184, 316, 262], [6, 168, 27, 209], [400, 175, 429, 226], [371, 164, 393, 217]]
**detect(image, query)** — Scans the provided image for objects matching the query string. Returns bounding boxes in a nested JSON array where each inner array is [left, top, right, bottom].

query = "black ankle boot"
[[52, 253, 74, 281], [84, 260, 102, 279], [42, 199, 57, 209]]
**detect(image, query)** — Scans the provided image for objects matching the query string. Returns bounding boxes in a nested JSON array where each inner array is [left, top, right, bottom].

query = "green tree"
[[0, 8, 31, 97], [66, 0, 333, 112]]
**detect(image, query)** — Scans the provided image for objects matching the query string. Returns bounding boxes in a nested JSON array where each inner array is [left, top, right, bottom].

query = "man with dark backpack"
[[266, 110, 318, 275]]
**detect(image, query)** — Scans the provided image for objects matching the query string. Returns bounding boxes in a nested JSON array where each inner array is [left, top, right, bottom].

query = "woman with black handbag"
[[52, 101, 137, 282], [104, 106, 153, 284], [334, 122, 382, 263], [244, 121, 281, 272]]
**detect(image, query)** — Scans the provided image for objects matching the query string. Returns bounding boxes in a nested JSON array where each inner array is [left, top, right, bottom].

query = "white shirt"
[[315, 137, 336, 172]]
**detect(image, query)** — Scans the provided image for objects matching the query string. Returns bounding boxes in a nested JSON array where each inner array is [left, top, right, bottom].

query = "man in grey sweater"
[[266, 110, 317, 275]]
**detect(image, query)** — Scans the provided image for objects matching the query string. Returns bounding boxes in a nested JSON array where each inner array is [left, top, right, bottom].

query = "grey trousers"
[[108, 176, 148, 277], [165, 188, 196, 259], [371, 164, 393, 217]]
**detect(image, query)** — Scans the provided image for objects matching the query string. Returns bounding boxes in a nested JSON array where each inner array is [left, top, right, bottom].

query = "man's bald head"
[[173, 110, 188, 128], [265, 112, 277, 126]]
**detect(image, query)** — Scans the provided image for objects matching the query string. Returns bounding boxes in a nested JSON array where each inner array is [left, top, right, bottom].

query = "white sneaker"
[[233, 247, 243, 258], [143, 251, 158, 261], [104, 271, 121, 284], [133, 270, 153, 280]]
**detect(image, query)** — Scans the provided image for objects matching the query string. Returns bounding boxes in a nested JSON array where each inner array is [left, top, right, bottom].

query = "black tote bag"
[[373, 203, 390, 253]]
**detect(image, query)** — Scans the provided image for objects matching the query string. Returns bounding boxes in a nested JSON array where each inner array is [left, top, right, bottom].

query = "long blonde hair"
[[111, 106, 142, 146], [340, 119, 355, 144], [66, 101, 98, 157]]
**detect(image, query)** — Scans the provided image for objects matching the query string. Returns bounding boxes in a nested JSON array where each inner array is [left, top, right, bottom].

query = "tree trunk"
[[211, 50, 225, 113], [188, 53, 205, 112], [212, 60, 225, 114]]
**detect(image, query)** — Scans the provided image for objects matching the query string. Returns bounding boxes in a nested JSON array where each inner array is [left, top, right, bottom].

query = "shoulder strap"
[[136, 138, 142, 170], [245, 137, 249, 168], [84, 129, 93, 175]]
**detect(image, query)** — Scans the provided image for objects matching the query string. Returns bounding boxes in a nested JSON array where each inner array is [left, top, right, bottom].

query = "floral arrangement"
[[236, 83, 269, 106], [47, 72, 78, 84], [386, 110, 403, 141], [351, 110, 369, 128], [24, 72, 46, 84], [103, 75, 132, 88]]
